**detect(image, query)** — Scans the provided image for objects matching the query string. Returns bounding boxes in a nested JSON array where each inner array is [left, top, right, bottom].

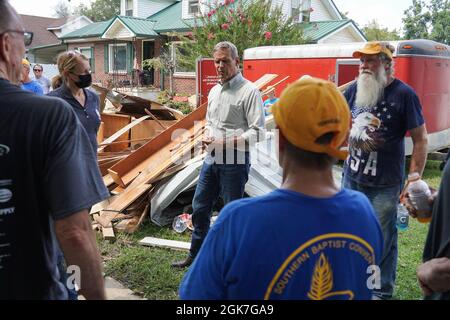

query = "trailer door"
[[336, 59, 359, 86]]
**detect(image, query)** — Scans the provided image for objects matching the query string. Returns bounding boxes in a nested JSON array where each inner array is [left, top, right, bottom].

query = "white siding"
[[310, 0, 334, 21], [271, 0, 290, 19], [60, 17, 92, 37], [137, 0, 174, 18], [104, 21, 134, 38], [320, 26, 358, 43], [120, 0, 126, 15]]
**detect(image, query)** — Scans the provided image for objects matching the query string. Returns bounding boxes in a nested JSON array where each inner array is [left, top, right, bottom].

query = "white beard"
[[355, 66, 388, 108]]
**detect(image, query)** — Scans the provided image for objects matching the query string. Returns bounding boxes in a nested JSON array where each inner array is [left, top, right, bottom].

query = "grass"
[[97, 160, 445, 300]]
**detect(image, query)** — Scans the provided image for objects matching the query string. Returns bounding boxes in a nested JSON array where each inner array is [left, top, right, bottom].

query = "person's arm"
[[417, 257, 450, 294], [55, 210, 106, 300], [408, 124, 428, 176], [232, 87, 265, 148]]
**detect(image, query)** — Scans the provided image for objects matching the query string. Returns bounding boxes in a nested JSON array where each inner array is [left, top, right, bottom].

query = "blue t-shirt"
[[0, 78, 109, 299], [21, 80, 43, 95], [343, 79, 425, 187], [179, 189, 383, 300], [48, 85, 101, 152], [263, 98, 279, 116]]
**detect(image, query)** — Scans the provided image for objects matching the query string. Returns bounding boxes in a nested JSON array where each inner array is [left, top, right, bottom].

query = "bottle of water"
[[407, 172, 432, 223], [397, 203, 409, 231]]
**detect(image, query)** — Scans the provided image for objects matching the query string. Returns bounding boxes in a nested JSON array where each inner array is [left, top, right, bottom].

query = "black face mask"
[[74, 73, 92, 88]]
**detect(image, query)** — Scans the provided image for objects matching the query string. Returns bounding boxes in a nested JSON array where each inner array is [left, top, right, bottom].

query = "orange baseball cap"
[[352, 41, 394, 60], [271, 78, 350, 160]]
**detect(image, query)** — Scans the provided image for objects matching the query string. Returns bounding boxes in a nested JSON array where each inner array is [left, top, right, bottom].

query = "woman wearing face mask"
[[48, 50, 101, 152], [47, 50, 101, 301]]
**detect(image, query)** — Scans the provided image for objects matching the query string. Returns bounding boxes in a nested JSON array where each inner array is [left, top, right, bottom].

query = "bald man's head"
[[0, 0, 26, 84]]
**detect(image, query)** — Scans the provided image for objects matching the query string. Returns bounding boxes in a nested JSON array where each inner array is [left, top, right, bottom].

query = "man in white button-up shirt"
[[172, 41, 265, 268]]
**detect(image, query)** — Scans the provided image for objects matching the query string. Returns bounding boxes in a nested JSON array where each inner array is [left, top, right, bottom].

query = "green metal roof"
[[113, 16, 159, 37], [301, 20, 364, 42], [61, 19, 112, 39], [148, 1, 194, 33]]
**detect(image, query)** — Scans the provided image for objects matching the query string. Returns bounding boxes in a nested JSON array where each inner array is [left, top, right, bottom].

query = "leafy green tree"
[[362, 19, 401, 41], [75, 0, 120, 22], [402, 0, 449, 44], [179, 0, 306, 69]]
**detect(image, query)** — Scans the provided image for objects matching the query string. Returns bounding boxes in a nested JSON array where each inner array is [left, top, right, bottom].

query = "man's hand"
[[404, 186, 437, 218], [417, 257, 450, 295]]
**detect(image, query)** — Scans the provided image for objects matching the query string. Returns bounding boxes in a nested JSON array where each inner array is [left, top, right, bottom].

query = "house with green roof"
[[60, 0, 366, 94]]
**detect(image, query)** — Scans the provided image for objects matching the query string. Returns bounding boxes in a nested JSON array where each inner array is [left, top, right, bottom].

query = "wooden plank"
[[98, 115, 151, 152], [90, 195, 117, 215], [97, 122, 104, 144], [97, 183, 151, 227], [101, 113, 131, 152], [253, 74, 278, 89], [103, 174, 115, 188], [261, 76, 290, 95], [130, 120, 176, 149], [108, 104, 207, 187], [102, 226, 115, 240], [127, 126, 204, 189], [139, 237, 190, 251]]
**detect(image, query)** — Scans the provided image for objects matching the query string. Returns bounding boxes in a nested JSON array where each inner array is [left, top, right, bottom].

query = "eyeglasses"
[[0, 30, 33, 46], [33, 69, 42, 72]]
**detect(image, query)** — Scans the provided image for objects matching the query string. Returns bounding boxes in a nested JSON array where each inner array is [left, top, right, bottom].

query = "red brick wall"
[[67, 39, 196, 94]]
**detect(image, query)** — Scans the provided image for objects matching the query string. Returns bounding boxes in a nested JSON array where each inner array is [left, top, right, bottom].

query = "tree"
[[362, 20, 401, 41], [75, 0, 120, 22], [402, 0, 450, 44], [54, 0, 72, 18], [178, 0, 306, 70]]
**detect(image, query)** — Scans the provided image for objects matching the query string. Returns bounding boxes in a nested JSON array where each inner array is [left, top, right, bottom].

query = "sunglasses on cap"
[[0, 30, 33, 46]]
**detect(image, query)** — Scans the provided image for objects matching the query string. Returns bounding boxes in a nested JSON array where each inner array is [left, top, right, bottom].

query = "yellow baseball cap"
[[352, 41, 394, 60], [22, 58, 30, 66], [271, 78, 350, 160]]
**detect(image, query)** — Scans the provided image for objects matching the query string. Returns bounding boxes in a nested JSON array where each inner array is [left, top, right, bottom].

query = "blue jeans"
[[342, 175, 401, 300], [189, 153, 250, 258]]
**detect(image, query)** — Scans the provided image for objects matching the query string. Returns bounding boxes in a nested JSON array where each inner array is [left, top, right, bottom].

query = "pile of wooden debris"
[[91, 75, 287, 240]]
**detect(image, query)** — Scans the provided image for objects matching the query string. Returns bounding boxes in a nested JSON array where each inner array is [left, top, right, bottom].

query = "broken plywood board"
[[139, 237, 190, 251], [97, 183, 152, 228], [101, 113, 131, 152], [90, 195, 118, 215], [103, 174, 115, 188], [108, 104, 207, 187], [102, 226, 115, 241], [130, 119, 177, 150], [253, 74, 278, 90], [98, 115, 151, 152]]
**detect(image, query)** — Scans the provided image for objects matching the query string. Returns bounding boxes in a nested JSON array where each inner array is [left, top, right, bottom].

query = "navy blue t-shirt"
[[48, 84, 101, 152], [343, 79, 425, 187], [0, 78, 109, 299], [180, 189, 383, 300]]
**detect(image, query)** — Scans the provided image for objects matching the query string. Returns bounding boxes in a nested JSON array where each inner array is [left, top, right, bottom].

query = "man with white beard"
[[342, 42, 428, 300]]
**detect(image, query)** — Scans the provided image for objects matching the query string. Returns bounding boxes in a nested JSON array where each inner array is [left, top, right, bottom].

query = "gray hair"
[[213, 41, 239, 59], [378, 42, 395, 75], [0, 0, 18, 33]]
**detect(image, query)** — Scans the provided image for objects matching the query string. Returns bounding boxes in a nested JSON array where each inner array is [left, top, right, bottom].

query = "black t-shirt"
[[0, 78, 109, 299]]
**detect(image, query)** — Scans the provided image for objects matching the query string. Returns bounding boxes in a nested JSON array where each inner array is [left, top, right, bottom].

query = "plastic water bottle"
[[407, 172, 432, 223], [397, 203, 409, 231], [172, 213, 192, 233]]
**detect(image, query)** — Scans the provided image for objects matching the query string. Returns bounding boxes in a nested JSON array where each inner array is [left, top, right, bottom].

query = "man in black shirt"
[[0, 0, 109, 299]]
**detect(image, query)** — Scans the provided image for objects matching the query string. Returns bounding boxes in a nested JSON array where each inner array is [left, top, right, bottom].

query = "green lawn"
[[97, 160, 444, 300]]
